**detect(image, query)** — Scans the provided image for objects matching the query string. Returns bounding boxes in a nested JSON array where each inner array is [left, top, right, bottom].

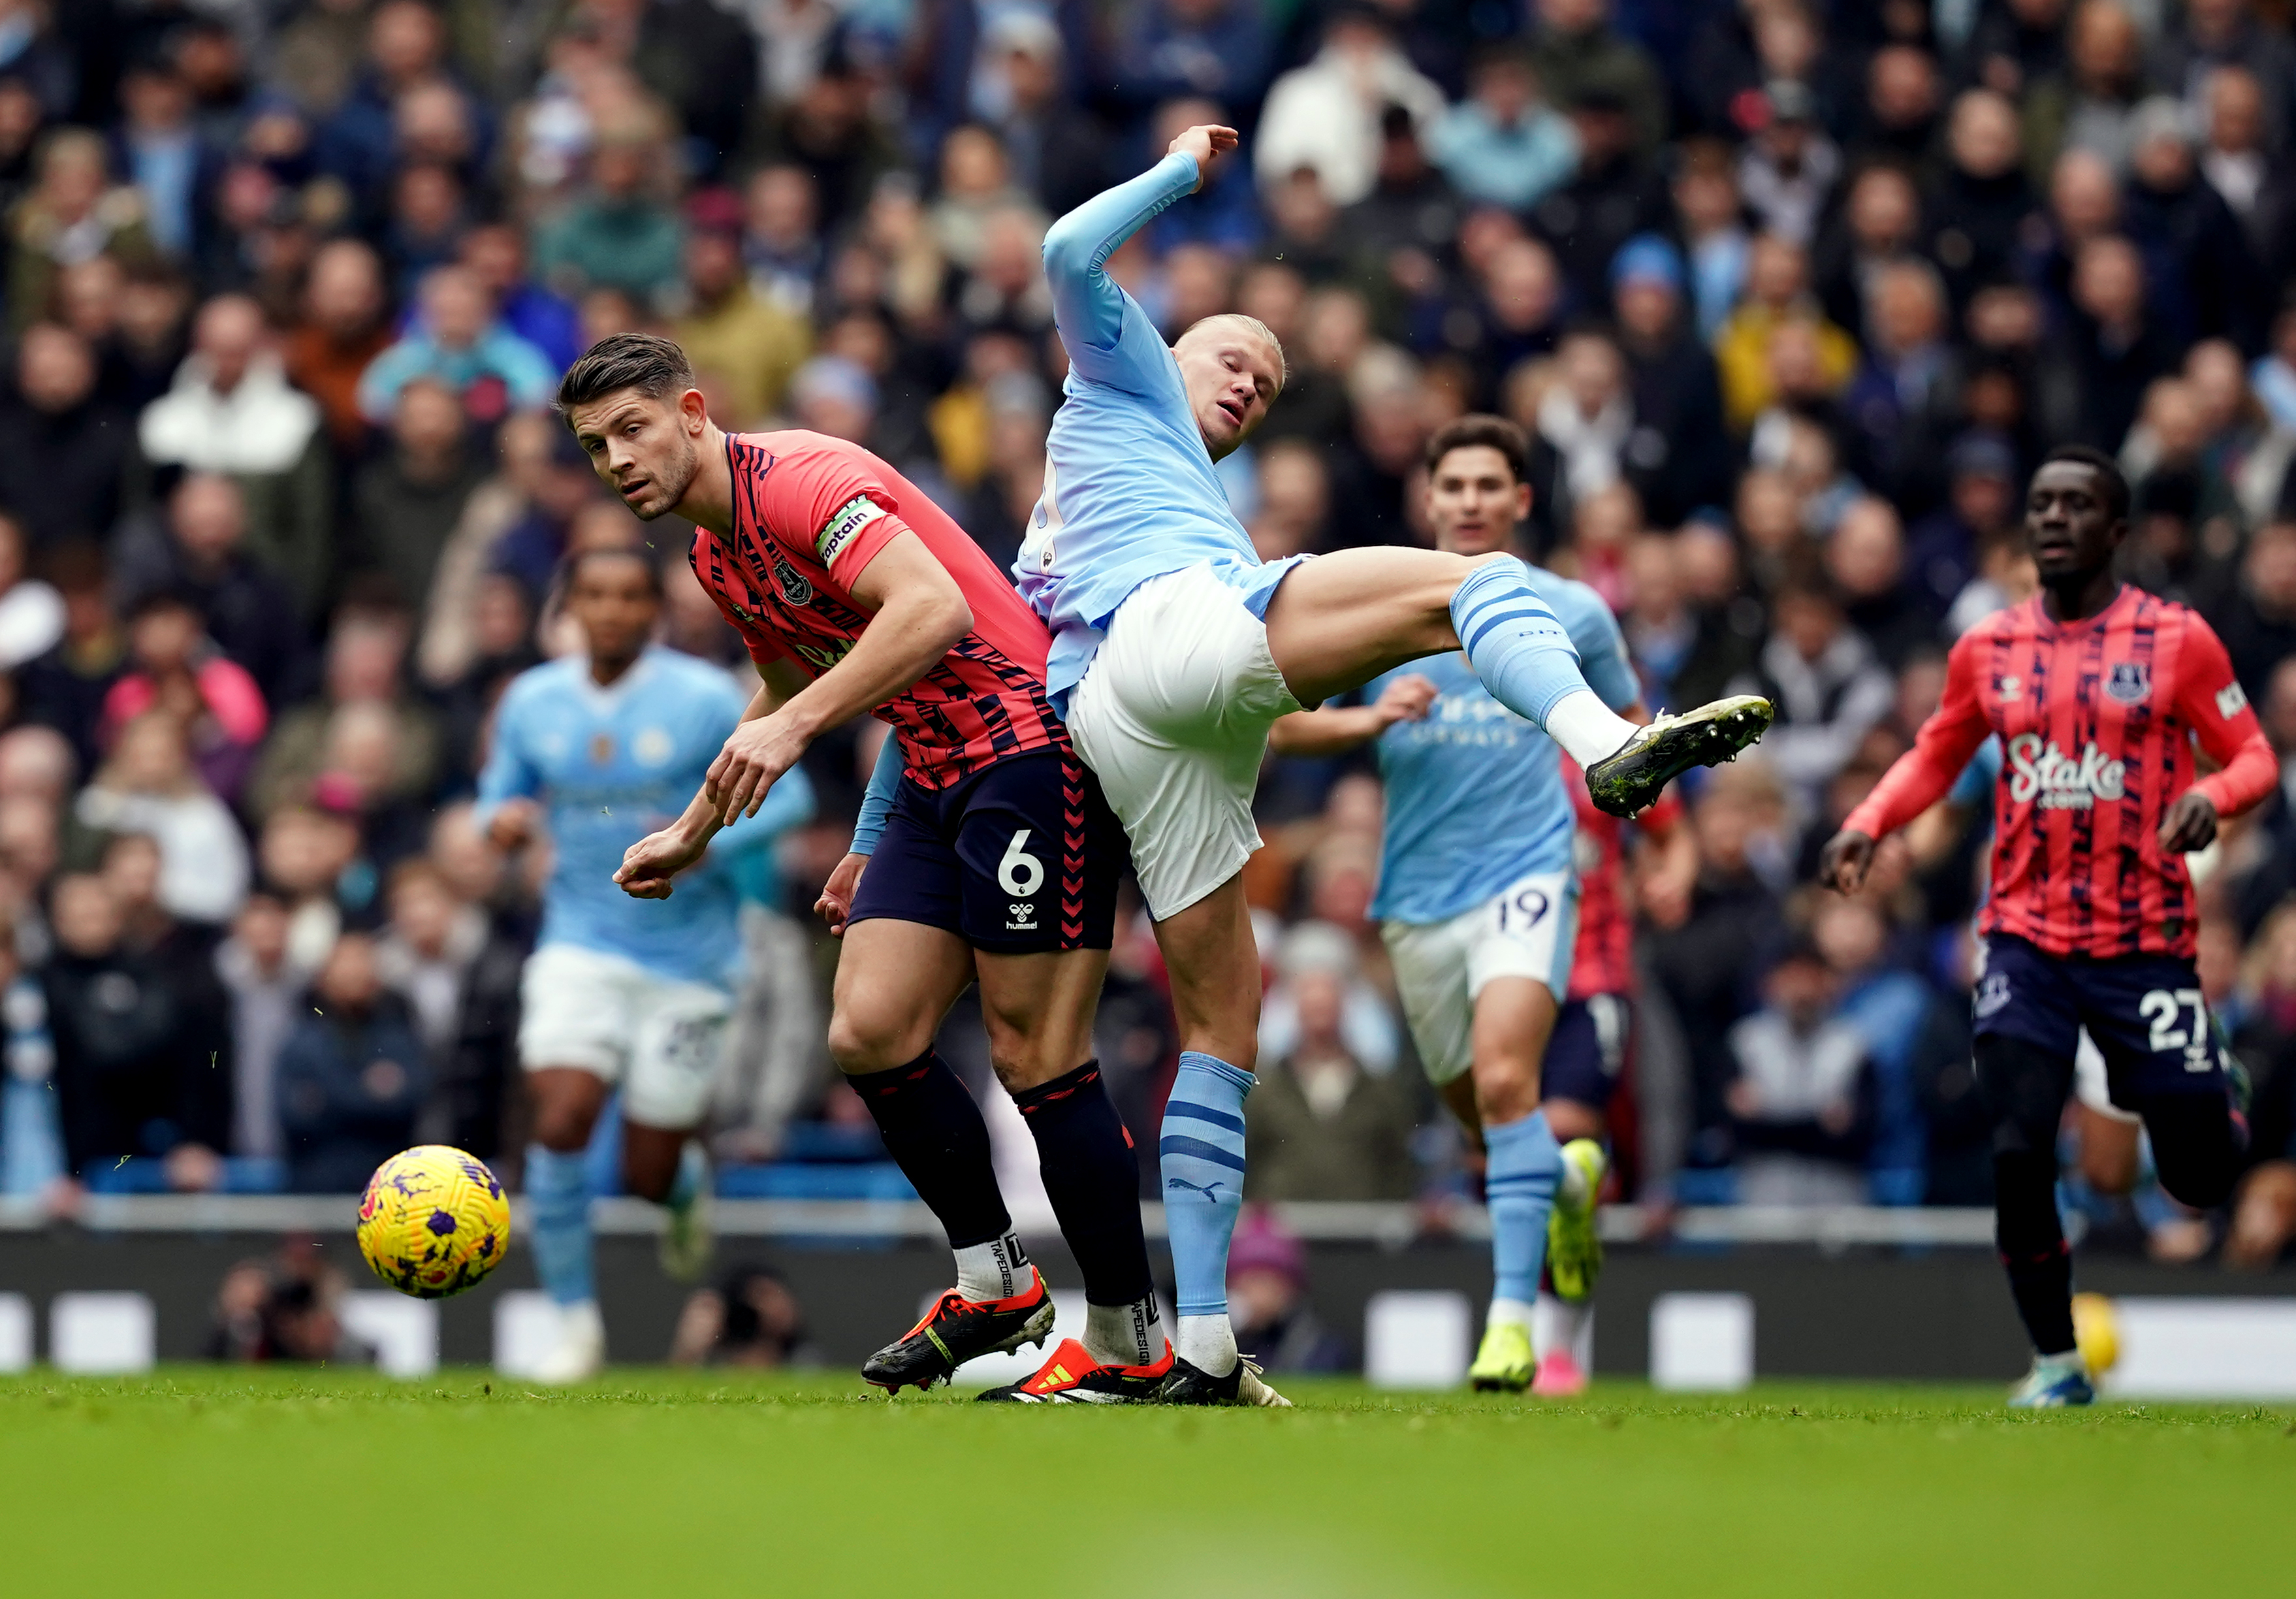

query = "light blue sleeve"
[[1041, 152, 1199, 390], [1549, 577, 1642, 711], [471, 682, 544, 829], [848, 734, 903, 858], [1949, 735, 2001, 809]]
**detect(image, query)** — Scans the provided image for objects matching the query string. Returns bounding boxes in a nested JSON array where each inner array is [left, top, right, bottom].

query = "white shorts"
[[1066, 562, 1305, 920], [517, 943, 733, 1129], [1380, 869, 1578, 1086]]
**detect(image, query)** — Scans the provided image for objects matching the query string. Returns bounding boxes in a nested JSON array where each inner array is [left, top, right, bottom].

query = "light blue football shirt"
[[1367, 573, 1640, 926], [1017, 152, 1281, 712], [473, 648, 812, 987]]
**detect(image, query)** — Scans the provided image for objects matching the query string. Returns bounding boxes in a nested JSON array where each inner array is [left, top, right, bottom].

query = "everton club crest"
[[2105, 661, 2150, 705], [773, 555, 814, 606]]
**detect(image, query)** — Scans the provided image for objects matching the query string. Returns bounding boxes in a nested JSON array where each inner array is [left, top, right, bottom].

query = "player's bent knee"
[[825, 1005, 933, 1074]]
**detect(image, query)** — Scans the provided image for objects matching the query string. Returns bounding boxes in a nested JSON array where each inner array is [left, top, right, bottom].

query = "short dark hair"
[[564, 543, 663, 598], [555, 332, 695, 416], [2037, 444, 2129, 522], [1424, 413, 1529, 482]]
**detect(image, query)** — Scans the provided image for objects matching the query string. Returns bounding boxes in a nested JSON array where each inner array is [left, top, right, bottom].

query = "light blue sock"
[[666, 1140, 705, 1210], [1484, 1110, 1563, 1307], [1160, 1052, 1254, 1325], [1450, 557, 1592, 725], [525, 1145, 596, 1306]]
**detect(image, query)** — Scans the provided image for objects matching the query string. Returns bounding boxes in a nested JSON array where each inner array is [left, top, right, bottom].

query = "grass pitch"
[[3, 1370, 2286, 1597]]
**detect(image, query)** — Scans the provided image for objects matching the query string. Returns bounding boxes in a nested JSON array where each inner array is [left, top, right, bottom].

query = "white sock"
[[953, 1231, 1035, 1302], [1175, 1312, 1237, 1375], [1542, 690, 1640, 768], [2035, 1348, 2084, 1376], [1084, 1297, 1164, 1367], [1534, 1291, 1591, 1365], [1486, 1295, 1536, 1334]]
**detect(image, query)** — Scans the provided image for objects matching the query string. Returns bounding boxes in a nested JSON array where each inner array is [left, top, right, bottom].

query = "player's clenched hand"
[[2158, 791, 2219, 854], [707, 713, 806, 825], [1372, 674, 1439, 728], [1168, 123, 1239, 191], [615, 826, 707, 899], [485, 797, 541, 853], [815, 852, 867, 937], [1817, 828, 1875, 894]]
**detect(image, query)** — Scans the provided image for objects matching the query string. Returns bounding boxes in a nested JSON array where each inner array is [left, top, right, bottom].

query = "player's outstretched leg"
[[979, 1059, 1173, 1403], [1532, 1138, 1608, 1397], [832, 924, 1052, 1394], [1262, 549, 1770, 818], [1977, 1036, 2095, 1408], [523, 1068, 613, 1384]]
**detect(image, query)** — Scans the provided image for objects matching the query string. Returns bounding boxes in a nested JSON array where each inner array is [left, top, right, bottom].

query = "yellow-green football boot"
[[1546, 1139, 1608, 1303], [1584, 695, 1773, 817], [1469, 1319, 1536, 1393]]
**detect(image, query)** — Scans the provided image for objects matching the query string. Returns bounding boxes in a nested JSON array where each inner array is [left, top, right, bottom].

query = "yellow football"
[[356, 1146, 513, 1299], [2071, 1291, 2120, 1376]]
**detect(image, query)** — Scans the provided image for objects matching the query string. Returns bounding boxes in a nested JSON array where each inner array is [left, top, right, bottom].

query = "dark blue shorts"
[[849, 749, 1127, 955], [1542, 995, 1631, 1109], [1972, 934, 2229, 1101]]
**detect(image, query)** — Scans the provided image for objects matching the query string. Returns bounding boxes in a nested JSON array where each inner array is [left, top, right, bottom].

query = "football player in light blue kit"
[[1273, 417, 1638, 1394], [1025, 123, 1772, 1402], [477, 546, 813, 1381]]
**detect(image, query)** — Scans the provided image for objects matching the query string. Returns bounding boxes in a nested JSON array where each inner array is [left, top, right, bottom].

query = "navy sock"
[[1015, 1059, 1154, 1310], [850, 1050, 1010, 1249]]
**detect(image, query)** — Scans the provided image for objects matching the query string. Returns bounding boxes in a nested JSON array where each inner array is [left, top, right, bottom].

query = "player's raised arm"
[[1268, 674, 1439, 755], [1042, 124, 1235, 368], [1819, 631, 1997, 894]]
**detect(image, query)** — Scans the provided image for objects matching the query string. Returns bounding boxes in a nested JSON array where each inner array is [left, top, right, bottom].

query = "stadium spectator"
[[345, 379, 489, 613], [1427, 48, 1579, 212], [673, 189, 809, 427], [216, 890, 308, 1167], [1254, 10, 1444, 209], [530, 112, 684, 305], [1244, 956, 1418, 1203], [668, 1265, 814, 1368], [44, 870, 229, 1191], [357, 265, 556, 425], [112, 473, 310, 705], [1227, 1209, 1350, 1375], [1725, 937, 1877, 1206], [276, 929, 426, 1193], [374, 857, 522, 1159], [283, 238, 394, 458], [0, 322, 132, 551]]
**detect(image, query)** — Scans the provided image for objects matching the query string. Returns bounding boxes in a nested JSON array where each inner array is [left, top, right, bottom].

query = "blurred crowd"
[[0, 0, 2291, 1269]]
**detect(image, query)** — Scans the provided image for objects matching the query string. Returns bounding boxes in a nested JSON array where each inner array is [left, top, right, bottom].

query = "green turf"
[[3, 1370, 2288, 1597]]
